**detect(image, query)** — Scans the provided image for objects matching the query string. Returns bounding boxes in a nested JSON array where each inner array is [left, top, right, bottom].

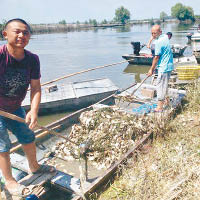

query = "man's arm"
[[26, 79, 41, 129], [147, 55, 159, 76], [147, 36, 154, 49]]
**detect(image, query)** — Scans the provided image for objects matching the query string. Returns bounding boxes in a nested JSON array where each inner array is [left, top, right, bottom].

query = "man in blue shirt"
[[147, 25, 174, 112]]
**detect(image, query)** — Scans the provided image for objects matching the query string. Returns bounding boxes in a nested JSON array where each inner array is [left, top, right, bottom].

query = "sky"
[[0, 0, 199, 24]]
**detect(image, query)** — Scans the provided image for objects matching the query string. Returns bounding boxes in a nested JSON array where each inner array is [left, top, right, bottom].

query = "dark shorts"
[[0, 107, 35, 152]]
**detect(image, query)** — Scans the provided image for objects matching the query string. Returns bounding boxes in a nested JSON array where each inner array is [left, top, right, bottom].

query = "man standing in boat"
[[0, 18, 55, 197], [147, 25, 174, 112]]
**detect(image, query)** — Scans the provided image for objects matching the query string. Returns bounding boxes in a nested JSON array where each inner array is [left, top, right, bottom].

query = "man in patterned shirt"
[[0, 18, 55, 197]]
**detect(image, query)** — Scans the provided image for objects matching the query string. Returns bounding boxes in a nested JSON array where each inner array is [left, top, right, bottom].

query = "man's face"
[[151, 28, 161, 39], [3, 21, 31, 49]]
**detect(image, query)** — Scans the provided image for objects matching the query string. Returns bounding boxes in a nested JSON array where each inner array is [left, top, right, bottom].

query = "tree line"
[[0, 3, 198, 37], [58, 3, 198, 26]]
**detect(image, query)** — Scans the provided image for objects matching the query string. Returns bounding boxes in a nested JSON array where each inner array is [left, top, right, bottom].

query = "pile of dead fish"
[[50, 106, 165, 169]]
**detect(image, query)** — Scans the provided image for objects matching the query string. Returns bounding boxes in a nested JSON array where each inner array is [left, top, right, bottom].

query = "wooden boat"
[[22, 78, 119, 115], [174, 55, 197, 65], [2, 83, 186, 200], [191, 32, 200, 41], [123, 42, 188, 65], [0, 81, 186, 200], [117, 83, 186, 114], [171, 44, 187, 58], [122, 52, 192, 66], [122, 53, 153, 65]]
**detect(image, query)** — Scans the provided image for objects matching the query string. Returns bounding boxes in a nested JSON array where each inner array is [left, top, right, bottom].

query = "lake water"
[[0, 22, 198, 124]]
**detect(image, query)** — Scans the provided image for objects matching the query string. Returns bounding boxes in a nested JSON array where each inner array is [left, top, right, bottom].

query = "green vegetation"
[[195, 15, 200, 20], [114, 6, 130, 24], [0, 20, 7, 39], [89, 19, 98, 26], [101, 19, 108, 24], [171, 3, 195, 22], [160, 11, 168, 22], [58, 20, 67, 25]]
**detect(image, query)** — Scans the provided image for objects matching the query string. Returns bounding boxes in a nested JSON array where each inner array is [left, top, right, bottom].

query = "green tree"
[[101, 19, 108, 24], [89, 19, 93, 24], [114, 6, 131, 24], [171, 3, 195, 22], [58, 20, 66, 25], [0, 19, 7, 38], [93, 19, 98, 26], [160, 11, 168, 22]]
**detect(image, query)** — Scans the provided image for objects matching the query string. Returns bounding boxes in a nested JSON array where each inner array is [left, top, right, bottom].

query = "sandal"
[[28, 184, 44, 196], [4, 184, 31, 198], [32, 164, 56, 175]]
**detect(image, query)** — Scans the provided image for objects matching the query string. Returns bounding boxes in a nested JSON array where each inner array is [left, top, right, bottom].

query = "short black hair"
[[4, 18, 31, 33], [166, 32, 172, 37]]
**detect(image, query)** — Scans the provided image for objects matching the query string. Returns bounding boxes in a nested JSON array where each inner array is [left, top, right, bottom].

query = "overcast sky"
[[1, 0, 199, 24]]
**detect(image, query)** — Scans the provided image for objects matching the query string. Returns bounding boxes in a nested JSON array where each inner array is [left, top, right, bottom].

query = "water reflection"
[[115, 25, 131, 32], [38, 111, 71, 126], [177, 23, 194, 31], [123, 64, 149, 83]]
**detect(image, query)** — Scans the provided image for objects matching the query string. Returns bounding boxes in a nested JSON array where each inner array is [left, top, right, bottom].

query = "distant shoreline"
[[0, 19, 199, 38], [29, 19, 179, 34], [30, 23, 124, 34]]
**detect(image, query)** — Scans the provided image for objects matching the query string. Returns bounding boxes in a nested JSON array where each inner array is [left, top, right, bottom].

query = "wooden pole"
[[126, 75, 150, 107], [130, 75, 150, 96], [0, 110, 78, 146], [27, 59, 134, 91], [10, 124, 61, 153], [40, 59, 133, 87]]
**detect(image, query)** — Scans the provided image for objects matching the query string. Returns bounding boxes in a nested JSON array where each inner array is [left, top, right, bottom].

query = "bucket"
[[176, 65, 200, 80]]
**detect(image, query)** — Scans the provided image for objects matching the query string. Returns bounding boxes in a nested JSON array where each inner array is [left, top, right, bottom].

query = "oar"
[[0, 110, 78, 146], [130, 75, 150, 96], [127, 75, 150, 106]]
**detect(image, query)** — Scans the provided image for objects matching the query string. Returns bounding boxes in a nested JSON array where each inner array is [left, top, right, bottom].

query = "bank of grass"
[[94, 81, 200, 200]]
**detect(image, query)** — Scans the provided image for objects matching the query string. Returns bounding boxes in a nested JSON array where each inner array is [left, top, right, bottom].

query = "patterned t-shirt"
[[0, 45, 41, 112]]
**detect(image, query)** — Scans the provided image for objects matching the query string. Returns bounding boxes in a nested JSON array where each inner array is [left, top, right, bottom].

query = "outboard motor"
[[131, 42, 141, 55]]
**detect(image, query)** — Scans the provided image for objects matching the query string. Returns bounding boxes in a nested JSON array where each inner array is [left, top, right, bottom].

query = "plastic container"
[[26, 194, 39, 200], [176, 65, 200, 80]]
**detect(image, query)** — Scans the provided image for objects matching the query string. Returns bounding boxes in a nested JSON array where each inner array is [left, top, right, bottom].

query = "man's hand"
[[25, 110, 38, 129], [147, 55, 159, 77], [147, 68, 154, 76], [28, 79, 41, 130]]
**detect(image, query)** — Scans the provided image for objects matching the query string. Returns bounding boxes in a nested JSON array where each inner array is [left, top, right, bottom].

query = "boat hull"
[[122, 54, 153, 65], [22, 78, 119, 115]]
